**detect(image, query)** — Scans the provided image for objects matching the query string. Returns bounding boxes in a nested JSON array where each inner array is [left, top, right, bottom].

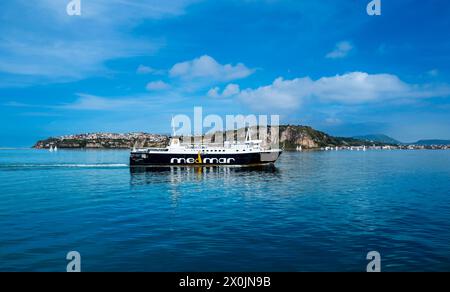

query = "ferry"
[[130, 130, 282, 167]]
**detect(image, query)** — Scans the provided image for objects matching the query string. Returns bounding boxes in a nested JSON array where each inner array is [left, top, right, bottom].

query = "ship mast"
[[246, 128, 252, 142], [171, 115, 176, 137]]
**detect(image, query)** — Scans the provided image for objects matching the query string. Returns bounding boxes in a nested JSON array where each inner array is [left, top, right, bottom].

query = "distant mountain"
[[411, 139, 450, 146], [353, 134, 401, 145]]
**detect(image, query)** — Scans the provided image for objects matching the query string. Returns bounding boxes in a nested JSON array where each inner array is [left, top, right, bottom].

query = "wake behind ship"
[[130, 131, 282, 167]]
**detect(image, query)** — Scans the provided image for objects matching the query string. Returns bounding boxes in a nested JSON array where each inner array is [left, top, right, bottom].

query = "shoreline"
[[17, 147, 450, 151]]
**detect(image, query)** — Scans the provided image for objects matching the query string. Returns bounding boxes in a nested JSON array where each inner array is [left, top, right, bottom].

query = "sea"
[[0, 149, 449, 272]]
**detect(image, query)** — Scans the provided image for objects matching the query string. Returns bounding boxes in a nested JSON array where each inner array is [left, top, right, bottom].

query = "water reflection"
[[129, 165, 281, 186]]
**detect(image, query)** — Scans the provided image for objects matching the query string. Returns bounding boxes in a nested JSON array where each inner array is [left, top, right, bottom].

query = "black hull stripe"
[[130, 152, 282, 166]]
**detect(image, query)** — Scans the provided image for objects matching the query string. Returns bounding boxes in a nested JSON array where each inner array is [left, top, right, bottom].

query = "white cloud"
[[61, 94, 148, 111], [237, 72, 450, 111], [207, 87, 221, 98], [222, 84, 241, 97], [169, 55, 254, 82], [41, 0, 200, 22], [0, 1, 199, 83], [239, 77, 309, 110], [326, 41, 353, 59], [137, 65, 156, 74], [0, 37, 159, 79], [146, 80, 170, 91], [58, 92, 184, 111], [137, 65, 166, 75], [208, 84, 241, 98]]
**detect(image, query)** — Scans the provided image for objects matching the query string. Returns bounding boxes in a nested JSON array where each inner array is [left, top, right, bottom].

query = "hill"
[[412, 139, 450, 146], [279, 125, 388, 150], [353, 134, 401, 145], [33, 125, 391, 150]]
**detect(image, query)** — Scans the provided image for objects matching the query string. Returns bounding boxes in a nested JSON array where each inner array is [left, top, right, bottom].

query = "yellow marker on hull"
[[196, 151, 203, 164]]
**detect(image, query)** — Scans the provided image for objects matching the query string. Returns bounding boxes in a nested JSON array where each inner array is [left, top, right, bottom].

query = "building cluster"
[[58, 133, 168, 143], [319, 145, 450, 151], [400, 144, 450, 150]]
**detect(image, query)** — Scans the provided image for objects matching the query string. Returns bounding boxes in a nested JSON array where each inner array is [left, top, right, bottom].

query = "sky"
[[1, 0, 450, 146]]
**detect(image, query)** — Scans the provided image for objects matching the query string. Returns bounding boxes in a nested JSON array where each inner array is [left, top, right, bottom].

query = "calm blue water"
[[0, 149, 449, 272]]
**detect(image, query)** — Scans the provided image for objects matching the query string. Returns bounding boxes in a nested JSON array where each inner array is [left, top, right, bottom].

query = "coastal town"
[[33, 129, 450, 151], [319, 145, 450, 151], [58, 132, 167, 142], [33, 133, 169, 149]]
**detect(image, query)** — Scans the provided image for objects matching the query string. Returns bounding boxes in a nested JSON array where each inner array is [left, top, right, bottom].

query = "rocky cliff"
[[278, 125, 384, 149]]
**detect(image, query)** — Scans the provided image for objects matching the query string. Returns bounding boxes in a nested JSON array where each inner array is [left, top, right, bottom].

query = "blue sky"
[[1, 0, 450, 146]]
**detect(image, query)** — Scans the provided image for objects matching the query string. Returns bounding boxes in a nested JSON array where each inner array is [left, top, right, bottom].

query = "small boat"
[[49, 146, 54, 152]]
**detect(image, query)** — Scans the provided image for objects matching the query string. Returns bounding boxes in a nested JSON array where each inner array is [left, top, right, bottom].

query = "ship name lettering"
[[171, 158, 235, 164]]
